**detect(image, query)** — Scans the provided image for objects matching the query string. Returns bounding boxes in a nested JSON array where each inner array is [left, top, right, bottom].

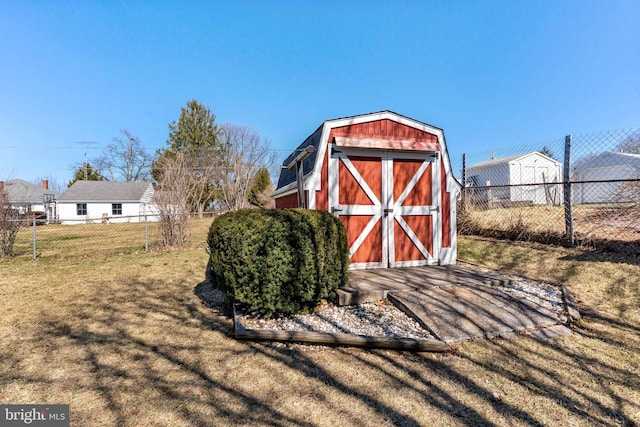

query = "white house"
[[1, 179, 59, 222], [57, 181, 158, 224], [573, 151, 640, 204], [466, 152, 562, 206]]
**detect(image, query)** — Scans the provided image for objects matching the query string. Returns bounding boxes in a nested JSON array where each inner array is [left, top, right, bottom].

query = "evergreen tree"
[[153, 100, 226, 215], [68, 163, 103, 187], [540, 145, 556, 160], [247, 166, 273, 208]]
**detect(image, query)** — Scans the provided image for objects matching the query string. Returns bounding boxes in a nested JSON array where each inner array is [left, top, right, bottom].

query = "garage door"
[[328, 148, 440, 269]]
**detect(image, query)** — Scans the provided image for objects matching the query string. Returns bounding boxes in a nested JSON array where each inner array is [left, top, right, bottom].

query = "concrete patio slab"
[[341, 264, 568, 343]]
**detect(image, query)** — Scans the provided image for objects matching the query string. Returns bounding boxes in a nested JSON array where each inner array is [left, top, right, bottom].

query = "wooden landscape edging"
[[233, 307, 448, 352]]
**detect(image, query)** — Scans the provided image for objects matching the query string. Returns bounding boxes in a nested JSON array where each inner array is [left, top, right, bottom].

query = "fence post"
[[32, 215, 37, 260], [144, 215, 149, 252], [563, 134, 574, 246], [461, 153, 467, 212]]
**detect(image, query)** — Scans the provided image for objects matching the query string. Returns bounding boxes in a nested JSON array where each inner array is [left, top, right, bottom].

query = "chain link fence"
[[6, 213, 219, 260], [458, 128, 640, 254], [3, 127, 639, 259]]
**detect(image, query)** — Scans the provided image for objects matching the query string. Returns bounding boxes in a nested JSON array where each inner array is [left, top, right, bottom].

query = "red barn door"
[[329, 148, 440, 269]]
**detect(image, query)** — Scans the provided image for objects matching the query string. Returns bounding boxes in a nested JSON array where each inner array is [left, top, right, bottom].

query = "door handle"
[[331, 206, 343, 213], [383, 208, 393, 215]]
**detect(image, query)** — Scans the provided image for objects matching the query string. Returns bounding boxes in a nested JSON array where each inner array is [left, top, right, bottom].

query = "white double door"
[[328, 148, 441, 269]]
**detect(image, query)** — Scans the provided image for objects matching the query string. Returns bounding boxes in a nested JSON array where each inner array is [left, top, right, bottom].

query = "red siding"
[[275, 193, 299, 209], [341, 215, 383, 263], [441, 159, 451, 248], [332, 119, 439, 144], [395, 215, 433, 260]]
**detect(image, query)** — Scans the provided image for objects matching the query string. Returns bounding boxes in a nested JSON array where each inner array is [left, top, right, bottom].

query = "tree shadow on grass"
[[2, 271, 638, 426]]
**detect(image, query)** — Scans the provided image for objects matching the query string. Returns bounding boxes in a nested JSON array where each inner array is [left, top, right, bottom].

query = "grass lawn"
[[1, 219, 639, 426], [461, 203, 640, 244]]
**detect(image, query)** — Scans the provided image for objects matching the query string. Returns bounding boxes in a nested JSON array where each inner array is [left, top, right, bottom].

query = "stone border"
[[561, 284, 581, 323]]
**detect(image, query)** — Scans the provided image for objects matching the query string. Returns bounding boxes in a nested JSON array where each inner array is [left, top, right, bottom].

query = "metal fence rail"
[[7, 213, 218, 260], [460, 128, 640, 253]]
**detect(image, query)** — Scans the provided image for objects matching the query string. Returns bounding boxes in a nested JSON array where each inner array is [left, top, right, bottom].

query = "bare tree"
[[32, 176, 65, 194], [1, 186, 28, 257], [152, 150, 223, 247], [218, 124, 277, 211], [152, 152, 192, 248], [94, 129, 153, 182], [617, 133, 640, 154], [615, 179, 640, 204]]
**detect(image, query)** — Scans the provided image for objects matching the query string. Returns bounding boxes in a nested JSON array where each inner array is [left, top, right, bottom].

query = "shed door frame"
[[328, 146, 440, 269]]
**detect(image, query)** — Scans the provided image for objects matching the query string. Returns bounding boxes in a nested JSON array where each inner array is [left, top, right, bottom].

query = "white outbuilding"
[[573, 151, 640, 204], [466, 152, 562, 206]]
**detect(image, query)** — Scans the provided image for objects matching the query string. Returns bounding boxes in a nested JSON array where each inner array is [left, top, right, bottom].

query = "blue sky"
[[1, 0, 638, 187]]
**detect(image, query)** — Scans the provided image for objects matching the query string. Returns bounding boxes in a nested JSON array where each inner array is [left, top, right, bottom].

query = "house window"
[[77, 203, 87, 216], [112, 203, 122, 215]]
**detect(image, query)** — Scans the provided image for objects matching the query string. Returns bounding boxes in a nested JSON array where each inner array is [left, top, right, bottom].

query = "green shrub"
[[207, 208, 349, 315]]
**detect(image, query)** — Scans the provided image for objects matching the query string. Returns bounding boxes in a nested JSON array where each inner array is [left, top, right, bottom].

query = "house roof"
[[467, 151, 560, 170], [275, 110, 450, 193], [58, 181, 153, 202], [4, 179, 59, 203], [574, 151, 640, 171]]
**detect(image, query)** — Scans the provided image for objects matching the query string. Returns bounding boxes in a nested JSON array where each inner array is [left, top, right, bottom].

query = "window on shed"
[[112, 203, 122, 215], [77, 203, 87, 215]]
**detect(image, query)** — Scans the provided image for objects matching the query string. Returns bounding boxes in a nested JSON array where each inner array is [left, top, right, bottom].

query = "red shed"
[[273, 111, 461, 269]]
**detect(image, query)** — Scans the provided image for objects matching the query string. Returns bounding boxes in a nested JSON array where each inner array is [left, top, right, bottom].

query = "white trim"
[[396, 205, 438, 215], [393, 259, 439, 268], [348, 261, 388, 270], [340, 205, 380, 215], [328, 144, 339, 211], [383, 154, 393, 265], [273, 187, 298, 198], [432, 156, 442, 262], [334, 136, 440, 152], [308, 122, 333, 193], [272, 181, 301, 198]]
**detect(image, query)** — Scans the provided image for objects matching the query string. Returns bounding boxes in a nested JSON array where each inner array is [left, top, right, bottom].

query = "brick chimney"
[[42, 179, 49, 190], [0, 181, 4, 196]]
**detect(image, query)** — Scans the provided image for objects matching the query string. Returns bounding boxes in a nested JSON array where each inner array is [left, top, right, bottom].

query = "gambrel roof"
[[274, 110, 459, 196], [58, 181, 154, 203]]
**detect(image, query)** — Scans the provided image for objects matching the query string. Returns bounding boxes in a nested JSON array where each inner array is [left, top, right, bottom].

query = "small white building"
[[57, 181, 158, 224], [573, 151, 640, 204], [466, 152, 562, 206]]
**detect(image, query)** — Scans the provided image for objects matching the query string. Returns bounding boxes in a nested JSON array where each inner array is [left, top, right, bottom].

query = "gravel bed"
[[244, 300, 435, 339], [500, 277, 568, 323], [195, 276, 568, 339]]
